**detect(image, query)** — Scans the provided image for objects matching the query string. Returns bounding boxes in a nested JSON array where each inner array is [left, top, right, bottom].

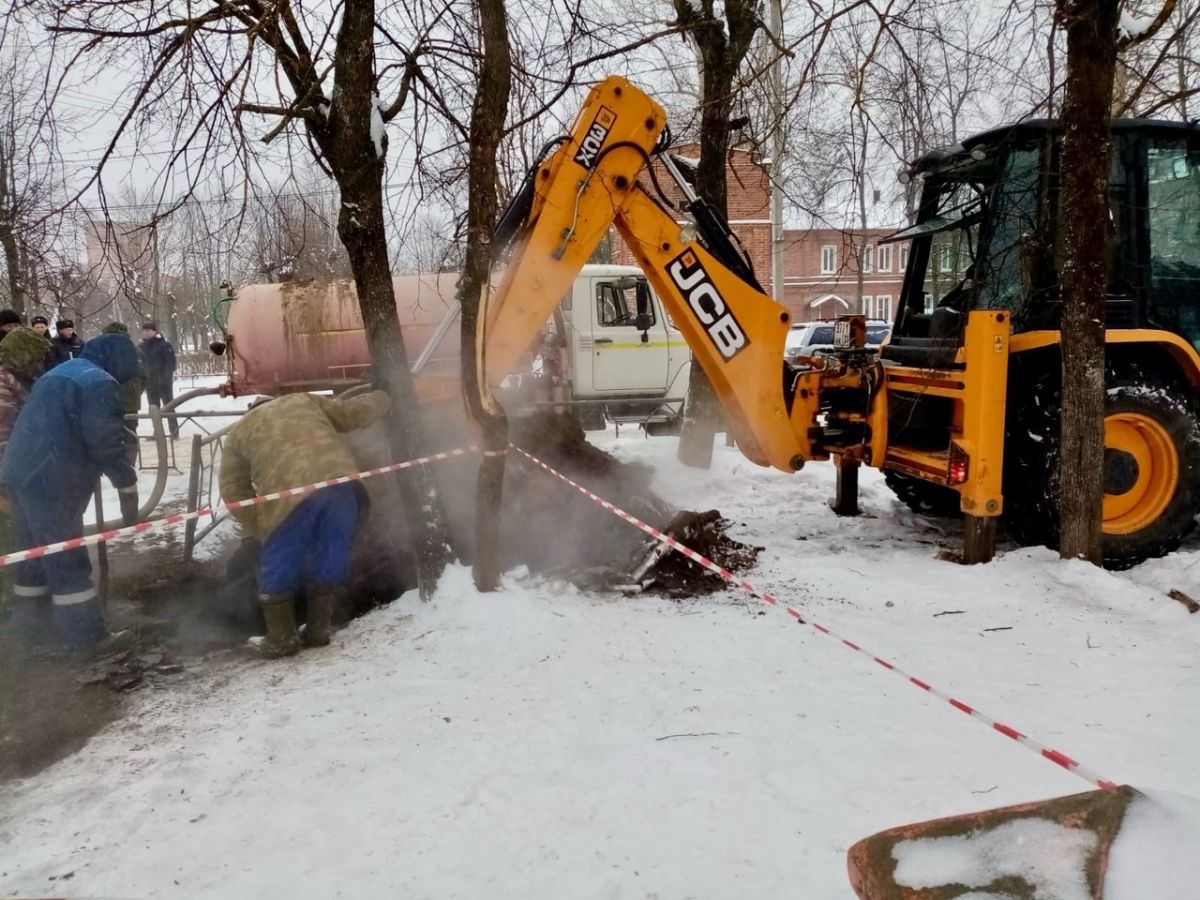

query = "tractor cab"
[[882, 118, 1200, 369], [874, 116, 1200, 568]]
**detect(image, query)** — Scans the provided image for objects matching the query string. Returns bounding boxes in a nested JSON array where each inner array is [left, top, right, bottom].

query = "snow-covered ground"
[[3, 426, 1199, 897]]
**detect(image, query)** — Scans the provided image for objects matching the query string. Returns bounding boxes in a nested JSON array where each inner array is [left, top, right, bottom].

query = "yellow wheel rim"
[[1102, 412, 1179, 535]]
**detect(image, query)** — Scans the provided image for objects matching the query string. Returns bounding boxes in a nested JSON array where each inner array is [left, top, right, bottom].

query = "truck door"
[[589, 276, 670, 393]]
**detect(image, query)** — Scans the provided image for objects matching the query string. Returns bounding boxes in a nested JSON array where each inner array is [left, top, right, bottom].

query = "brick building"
[[611, 145, 907, 324], [611, 143, 773, 288], [780, 228, 908, 323]]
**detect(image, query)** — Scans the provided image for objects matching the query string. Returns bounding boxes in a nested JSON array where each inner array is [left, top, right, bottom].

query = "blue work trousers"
[[259, 484, 360, 594], [7, 485, 105, 650]]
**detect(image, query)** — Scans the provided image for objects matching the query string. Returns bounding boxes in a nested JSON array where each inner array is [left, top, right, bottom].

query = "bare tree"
[[1114, 0, 1200, 118], [670, 0, 761, 469], [0, 34, 68, 314], [457, 0, 511, 592], [39, 0, 458, 594], [245, 187, 350, 283], [1055, 0, 1177, 563]]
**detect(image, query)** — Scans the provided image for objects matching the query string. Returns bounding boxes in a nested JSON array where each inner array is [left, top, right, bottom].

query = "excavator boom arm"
[[482, 76, 819, 471]]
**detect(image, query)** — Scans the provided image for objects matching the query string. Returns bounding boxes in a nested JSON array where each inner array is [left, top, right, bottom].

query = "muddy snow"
[[2, 422, 1199, 898]]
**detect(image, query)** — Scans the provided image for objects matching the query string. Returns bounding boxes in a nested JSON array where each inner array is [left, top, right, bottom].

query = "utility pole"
[[768, 0, 784, 302]]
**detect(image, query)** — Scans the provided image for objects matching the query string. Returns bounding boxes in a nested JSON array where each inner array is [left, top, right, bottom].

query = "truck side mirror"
[[635, 280, 653, 340]]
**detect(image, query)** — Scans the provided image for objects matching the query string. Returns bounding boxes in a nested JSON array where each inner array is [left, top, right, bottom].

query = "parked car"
[[784, 319, 892, 362]]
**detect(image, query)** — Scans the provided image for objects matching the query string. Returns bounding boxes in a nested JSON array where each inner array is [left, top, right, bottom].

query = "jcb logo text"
[[573, 107, 616, 170], [666, 251, 749, 361]]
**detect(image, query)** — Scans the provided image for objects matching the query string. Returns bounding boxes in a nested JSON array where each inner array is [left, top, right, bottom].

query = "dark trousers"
[[145, 376, 179, 437], [259, 484, 360, 594], [8, 486, 106, 649]]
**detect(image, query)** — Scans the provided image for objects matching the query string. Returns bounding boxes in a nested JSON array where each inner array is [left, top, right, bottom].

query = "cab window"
[[1145, 139, 1200, 350], [596, 280, 655, 328]]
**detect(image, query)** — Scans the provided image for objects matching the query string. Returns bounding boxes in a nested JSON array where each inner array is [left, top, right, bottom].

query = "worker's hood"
[[0, 327, 51, 381], [82, 333, 144, 384]]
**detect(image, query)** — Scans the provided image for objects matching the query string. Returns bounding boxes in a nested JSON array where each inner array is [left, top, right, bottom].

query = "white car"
[[784, 319, 891, 361]]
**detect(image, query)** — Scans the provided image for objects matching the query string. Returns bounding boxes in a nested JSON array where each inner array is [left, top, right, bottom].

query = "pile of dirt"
[[504, 412, 760, 596], [642, 510, 763, 598]]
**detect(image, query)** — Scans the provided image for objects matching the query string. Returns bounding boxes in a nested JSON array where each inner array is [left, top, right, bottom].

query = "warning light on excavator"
[[948, 443, 969, 485]]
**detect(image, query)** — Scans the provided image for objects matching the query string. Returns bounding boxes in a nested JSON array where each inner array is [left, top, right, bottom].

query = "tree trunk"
[[458, 0, 512, 592], [326, 0, 451, 598], [0, 224, 24, 314], [0, 143, 23, 314], [672, 0, 758, 469], [1057, 0, 1122, 564]]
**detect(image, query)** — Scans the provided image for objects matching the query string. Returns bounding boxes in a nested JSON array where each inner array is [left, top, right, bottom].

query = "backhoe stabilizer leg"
[[962, 514, 997, 564], [831, 460, 860, 517]]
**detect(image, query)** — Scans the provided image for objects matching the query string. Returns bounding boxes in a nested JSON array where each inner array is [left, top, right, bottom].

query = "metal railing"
[[182, 419, 239, 563], [84, 388, 250, 559]]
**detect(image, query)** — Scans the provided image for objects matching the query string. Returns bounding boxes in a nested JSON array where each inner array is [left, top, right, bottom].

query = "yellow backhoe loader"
[[480, 75, 1200, 569]]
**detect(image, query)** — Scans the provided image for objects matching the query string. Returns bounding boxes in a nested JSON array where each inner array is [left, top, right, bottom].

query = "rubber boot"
[[6, 595, 55, 648], [248, 593, 300, 658], [302, 585, 345, 648], [54, 597, 136, 658], [54, 597, 108, 654]]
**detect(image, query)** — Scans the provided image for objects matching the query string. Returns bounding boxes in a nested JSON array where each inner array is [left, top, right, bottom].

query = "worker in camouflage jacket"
[[1, 333, 142, 654], [0, 327, 52, 623], [219, 390, 391, 657], [0, 327, 52, 456]]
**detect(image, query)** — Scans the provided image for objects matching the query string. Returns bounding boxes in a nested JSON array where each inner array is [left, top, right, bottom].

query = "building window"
[[938, 244, 954, 273], [820, 245, 837, 275], [900, 245, 910, 272], [861, 244, 873, 273], [860, 295, 872, 315], [922, 292, 934, 313], [875, 295, 892, 320], [877, 244, 892, 273]]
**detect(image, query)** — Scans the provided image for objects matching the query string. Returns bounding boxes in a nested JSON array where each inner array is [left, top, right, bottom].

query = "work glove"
[[119, 490, 139, 527]]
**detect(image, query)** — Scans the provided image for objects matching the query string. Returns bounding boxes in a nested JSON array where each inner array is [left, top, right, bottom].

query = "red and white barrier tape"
[[0, 446, 477, 568], [513, 445, 1120, 793]]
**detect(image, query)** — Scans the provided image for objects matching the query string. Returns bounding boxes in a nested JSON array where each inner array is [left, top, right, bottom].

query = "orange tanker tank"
[[220, 274, 464, 401]]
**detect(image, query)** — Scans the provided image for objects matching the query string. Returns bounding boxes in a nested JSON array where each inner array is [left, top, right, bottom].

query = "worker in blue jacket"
[[2, 333, 142, 654]]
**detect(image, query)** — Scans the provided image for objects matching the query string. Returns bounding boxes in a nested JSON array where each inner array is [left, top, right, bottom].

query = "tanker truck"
[[213, 265, 691, 429]]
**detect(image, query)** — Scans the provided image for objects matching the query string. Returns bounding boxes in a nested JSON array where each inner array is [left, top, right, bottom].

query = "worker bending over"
[[219, 391, 391, 658]]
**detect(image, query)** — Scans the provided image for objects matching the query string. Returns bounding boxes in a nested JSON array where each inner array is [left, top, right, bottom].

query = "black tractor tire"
[[884, 470, 962, 518], [1004, 366, 1200, 569]]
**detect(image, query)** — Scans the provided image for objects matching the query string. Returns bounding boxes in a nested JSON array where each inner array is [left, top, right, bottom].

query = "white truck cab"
[[508, 264, 691, 429]]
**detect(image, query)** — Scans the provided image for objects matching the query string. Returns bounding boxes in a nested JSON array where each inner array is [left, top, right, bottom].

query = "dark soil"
[[0, 529, 254, 783], [644, 510, 763, 598], [0, 641, 122, 781], [506, 412, 760, 596]]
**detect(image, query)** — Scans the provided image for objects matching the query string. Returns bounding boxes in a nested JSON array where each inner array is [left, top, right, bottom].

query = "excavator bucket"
[[847, 786, 1137, 899]]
